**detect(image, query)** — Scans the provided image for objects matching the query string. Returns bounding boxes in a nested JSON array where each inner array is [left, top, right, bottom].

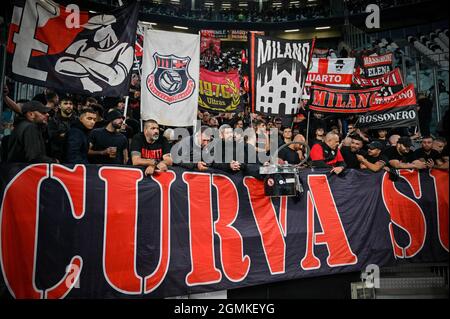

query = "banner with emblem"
[[198, 68, 242, 113], [6, 0, 139, 96], [302, 58, 356, 99], [249, 33, 314, 117], [141, 29, 200, 127]]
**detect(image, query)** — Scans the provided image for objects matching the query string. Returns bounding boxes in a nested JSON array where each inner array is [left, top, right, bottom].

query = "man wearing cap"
[[64, 108, 97, 164], [7, 101, 57, 163], [383, 136, 427, 170], [88, 109, 129, 165], [357, 141, 389, 172]]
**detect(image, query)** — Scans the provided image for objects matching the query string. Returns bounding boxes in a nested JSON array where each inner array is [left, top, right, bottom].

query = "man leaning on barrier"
[[131, 119, 173, 176], [310, 132, 346, 175], [171, 126, 214, 172]]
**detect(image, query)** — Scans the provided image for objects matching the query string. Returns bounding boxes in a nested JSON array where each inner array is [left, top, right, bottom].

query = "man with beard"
[[433, 137, 449, 166], [88, 109, 129, 165], [7, 101, 57, 163], [171, 126, 214, 172], [47, 96, 77, 161], [383, 136, 427, 170], [131, 119, 173, 176], [207, 124, 242, 173], [340, 134, 365, 169], [357, 141, 388, 173], [278, 134, 307, 165], [413, 136, 446, 169], [65, 108, 97, 164]]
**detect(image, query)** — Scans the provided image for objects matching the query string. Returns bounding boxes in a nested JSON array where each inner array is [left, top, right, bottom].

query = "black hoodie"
[[7, 117, 55, 164], [64, 120, 91, 164]]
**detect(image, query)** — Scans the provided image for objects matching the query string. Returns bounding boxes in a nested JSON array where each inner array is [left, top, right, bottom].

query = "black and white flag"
[[249, 33, 314, 116]]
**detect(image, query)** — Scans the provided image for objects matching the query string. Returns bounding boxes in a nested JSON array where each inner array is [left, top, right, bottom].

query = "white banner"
[[141, 30, 200, 127], [302, 58, 355, 99]]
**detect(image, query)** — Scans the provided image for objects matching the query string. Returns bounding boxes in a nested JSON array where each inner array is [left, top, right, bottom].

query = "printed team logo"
[[146, 53, 195, 104]]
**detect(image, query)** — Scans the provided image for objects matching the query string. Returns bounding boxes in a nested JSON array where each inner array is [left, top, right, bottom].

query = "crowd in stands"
[[1, 80, 448, 178], [142, 2, 330, 23], [136, 0, 429, 23], [345, 0, 429, 15], [1, 17, 449, 176]]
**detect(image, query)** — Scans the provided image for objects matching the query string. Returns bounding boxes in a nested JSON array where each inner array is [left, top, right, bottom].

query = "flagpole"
[[305, 110, 311, 146], [123, 95, 129, 119], [296, 37, 316, 140], [0, 43, 7, 127]]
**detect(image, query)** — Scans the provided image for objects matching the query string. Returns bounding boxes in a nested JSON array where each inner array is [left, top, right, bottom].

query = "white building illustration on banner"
[[256, 63, 301, 115]]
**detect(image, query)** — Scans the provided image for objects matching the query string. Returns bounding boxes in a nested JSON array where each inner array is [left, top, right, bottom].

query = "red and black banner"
[[359, 52, 394, 78], [353, 68, 404, 91], [309, 83, 417, 113], [200, 35, 221, 65], [131, 23, 145, 77], [198, 68, 242, 113], [357, 84, 419, 128], [0, 164, 448, 299], [6, 0, 139, 96]]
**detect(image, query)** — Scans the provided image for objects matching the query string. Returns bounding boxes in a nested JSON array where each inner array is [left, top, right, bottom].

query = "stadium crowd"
[[1, 22, 449, 176], [138, 0, 427, 23], [1, 80, 448, 178]]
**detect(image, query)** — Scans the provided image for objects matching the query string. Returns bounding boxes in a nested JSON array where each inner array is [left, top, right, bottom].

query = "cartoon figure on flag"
[[6, 0, 139, 96], [146, 53, 195, 104], [55, 14, 134, 93]]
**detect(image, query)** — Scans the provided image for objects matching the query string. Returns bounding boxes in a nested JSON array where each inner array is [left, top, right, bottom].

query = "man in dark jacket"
[[310, 132, 346, 175], [47, 95, 77, 161], [340, 134, 365, 169], [7, 101, 57, 163], [64, 108, 97, 164]]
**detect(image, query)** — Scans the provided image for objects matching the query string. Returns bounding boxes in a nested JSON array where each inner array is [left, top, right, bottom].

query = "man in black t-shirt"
[[88, 109, 129, 165], [413, 136, 446, 169], [372, 129, 390, 151], [130, 119, 172, 176], [357, 141, 388, 172], [383, 136, 427, 170], [278, 134, 306, 165], [432, 137, 449, 169], [341, 135, 365, 169]]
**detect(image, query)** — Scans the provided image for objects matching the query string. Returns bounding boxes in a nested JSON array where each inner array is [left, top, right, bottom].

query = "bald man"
[[278, 134, 307, 165], [310, 132, 346, 174]]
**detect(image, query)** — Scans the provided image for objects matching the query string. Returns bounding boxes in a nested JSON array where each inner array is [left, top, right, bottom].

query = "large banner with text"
[[0, 165, 448, 299]]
